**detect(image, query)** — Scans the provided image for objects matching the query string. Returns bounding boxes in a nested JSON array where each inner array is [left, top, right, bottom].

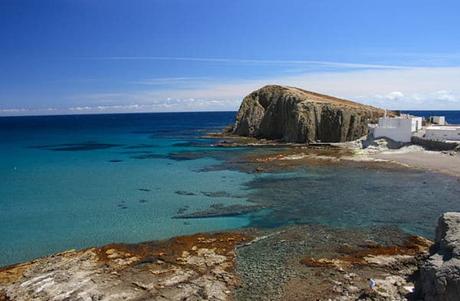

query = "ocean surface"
[[1, 110, 459, 266], [401, 110, 460, 124]]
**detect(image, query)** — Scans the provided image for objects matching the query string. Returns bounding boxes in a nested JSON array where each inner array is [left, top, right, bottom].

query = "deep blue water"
[[1, 111, 460, 267], [403, 110, 460, 124]]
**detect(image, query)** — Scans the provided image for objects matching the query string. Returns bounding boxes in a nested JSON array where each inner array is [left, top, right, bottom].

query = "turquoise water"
[[0, 113, 253, 266], [1, 112, 460, 266]]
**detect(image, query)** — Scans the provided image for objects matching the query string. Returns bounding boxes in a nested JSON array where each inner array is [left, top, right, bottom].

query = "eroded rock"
[[233, 85, 384, 143], [415, 212, 460, 301], [0, 232, 249, 301]]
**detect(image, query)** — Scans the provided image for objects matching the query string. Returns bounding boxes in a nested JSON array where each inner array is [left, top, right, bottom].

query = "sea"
[[1, 110, 460, 266]]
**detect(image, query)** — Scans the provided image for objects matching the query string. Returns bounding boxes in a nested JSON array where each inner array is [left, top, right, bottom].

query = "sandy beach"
[[369, 150, 460, 178]]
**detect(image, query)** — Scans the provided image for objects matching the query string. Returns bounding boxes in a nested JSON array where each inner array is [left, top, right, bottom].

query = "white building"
[[428, 116, 446, 125], [370, 114, 423, 143], [425, 125, 460, 141]]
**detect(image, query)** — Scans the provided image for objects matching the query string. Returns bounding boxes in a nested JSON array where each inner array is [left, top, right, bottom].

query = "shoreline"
[[209, 132, 460, 179], [367, 150, 460, 179], [0, 224, 432, 300], [1, 134, 458, 300]]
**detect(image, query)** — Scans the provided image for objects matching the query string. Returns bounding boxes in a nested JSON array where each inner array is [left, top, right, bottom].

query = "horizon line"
[[2, 108, 460, 118]]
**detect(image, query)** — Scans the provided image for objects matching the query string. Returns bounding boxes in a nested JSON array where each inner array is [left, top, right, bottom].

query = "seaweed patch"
[[31, 142, 122, 151], [130, 154, 167, 160], [175, 191, 196, 196]]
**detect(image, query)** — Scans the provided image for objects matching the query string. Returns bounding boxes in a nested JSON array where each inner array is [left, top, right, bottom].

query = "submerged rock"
[[233, 85, 384, 143], [416, 212, 460, 301], [174, 203, 262, 219]]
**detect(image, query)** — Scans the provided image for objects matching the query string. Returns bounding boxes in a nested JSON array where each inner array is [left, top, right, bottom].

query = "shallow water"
[[243, 166, 460, 237], [1, 111, 459, 266]]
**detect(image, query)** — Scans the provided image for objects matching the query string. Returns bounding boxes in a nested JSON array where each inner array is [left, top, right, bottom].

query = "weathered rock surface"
[[236, 225, 431, 301], [0, 232, 249, 301], [0, 225, 432, 301], [416, 212, 460, 301], [233, 85, 385, 143]]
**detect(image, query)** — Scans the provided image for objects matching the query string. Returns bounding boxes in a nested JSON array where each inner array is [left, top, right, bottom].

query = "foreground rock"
[[416, 212, 460, 300], [233, 85, 384, 143], [0, 232, 248, 301], [0, 225, 431, 301], [236, 225, 430, 301]]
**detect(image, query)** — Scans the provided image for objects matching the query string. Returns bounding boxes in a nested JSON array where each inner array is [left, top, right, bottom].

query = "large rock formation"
[[233, 85, 385, 143], [416, 212, 460, 301]]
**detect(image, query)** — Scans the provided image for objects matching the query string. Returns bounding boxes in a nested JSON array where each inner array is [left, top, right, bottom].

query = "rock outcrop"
[[416, 212, 460, 301], [233, 85, 385, 143], [0, 232, 249, 301], [0, 225, 432, 301]]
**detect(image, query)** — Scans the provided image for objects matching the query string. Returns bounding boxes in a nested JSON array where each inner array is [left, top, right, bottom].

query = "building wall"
[[373, 117, 414, 142], [411, 117, 423, 132], [373, 127, 412, 142], [429, 116, 446, 125], [425, 127, 460, 141]]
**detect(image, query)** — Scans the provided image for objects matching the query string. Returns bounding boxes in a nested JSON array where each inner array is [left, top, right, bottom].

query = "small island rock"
[[233, 85, 385, 143]]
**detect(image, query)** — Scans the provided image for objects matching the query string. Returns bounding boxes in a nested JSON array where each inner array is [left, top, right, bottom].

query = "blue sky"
[[1, 0, 460, 115]]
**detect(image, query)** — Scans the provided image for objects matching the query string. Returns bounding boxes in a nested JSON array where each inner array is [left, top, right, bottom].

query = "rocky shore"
[[0, 224, 434, 301], [0, 232, 249, 301], [4, 213, 460, 300]]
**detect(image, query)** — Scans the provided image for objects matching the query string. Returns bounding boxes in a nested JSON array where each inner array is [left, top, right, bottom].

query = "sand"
[[370, 150, 460, 178]]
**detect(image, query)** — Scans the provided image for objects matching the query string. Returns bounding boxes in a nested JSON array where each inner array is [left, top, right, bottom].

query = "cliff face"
[[233, 85, 384, 143], [416, 212, 460, 301]]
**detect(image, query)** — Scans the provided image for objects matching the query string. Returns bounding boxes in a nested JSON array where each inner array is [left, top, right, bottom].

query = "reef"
[[31, 142, 123, 151], [173, 203, 262, 219]]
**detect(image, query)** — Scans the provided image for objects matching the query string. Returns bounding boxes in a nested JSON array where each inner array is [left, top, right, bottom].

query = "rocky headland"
[[233, 85, 385, 143]]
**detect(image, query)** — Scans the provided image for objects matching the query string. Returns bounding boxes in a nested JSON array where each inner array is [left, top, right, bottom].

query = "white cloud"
[[81, 56, 409, 70], [131, 77, 210, 85], [434, 90, 457, 102], [377, 91, 405, 101], [0, 108, 28, 113], [127, 66, 460, 110], [63, 66, 460, 113], [0, 107, 58, 116], [3, 66, 460, 116]]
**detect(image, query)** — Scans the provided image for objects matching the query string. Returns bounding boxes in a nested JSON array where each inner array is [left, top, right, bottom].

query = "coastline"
[[1, 132, 459, 300], [211, 131, 460, 179], [0, 224, 431, 301], [367, 150, 460, 179]]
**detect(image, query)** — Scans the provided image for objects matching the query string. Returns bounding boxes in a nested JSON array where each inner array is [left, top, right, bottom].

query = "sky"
[[1, 0, 460, 116]]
